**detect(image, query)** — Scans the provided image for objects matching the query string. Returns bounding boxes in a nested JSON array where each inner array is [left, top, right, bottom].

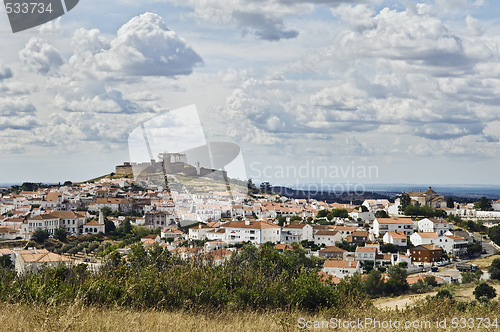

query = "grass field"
[[2, 297, 500, 332], [469, 254, 500, 270]]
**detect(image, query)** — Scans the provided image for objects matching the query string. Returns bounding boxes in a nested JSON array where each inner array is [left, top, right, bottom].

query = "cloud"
[[0, 59, 12, 80], [18, 38, 64, 74], [88, 13, 203, 76], [166, 0, 372, 41], [0, 97, 39, 130], [233, 11, 299, 41]]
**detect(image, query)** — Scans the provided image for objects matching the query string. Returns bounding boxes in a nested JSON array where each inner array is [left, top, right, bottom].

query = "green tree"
[[316, 209, 329, 219], [462, 269, 483, 284], [473, 283, 496, 302], [358, 205, 368, 212], [474, 197, 492, 211], [54, 228, 67, 242], [399, 193, 411, 212], [330, 209, 349, 219], [488, 258, 500, 280], [0, 255, 12, 269], [363, 269, 384, 296], [33, 228, 49, 243], [375, 210, 389, 219], [276, 216, 286, 227], [384, 264, 408, 295], [105, 218, 115, 233], [101, 206, 112, 217], [446, 197, 454, 208], [488, 226, 500, 247]]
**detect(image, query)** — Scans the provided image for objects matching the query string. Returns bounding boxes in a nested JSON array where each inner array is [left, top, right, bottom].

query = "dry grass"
[[468, 254, 500, 270], [1, 300, 500, 332]]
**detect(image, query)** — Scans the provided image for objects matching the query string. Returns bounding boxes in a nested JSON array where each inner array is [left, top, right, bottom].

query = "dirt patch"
[[374, 283, 500, 310]]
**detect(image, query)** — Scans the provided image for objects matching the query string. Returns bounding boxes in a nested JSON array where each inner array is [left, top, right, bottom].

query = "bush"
[[488, 258, 500, 280], [473, 283, 496, 302], [33, 229, 49, 243], [462, 270, 483, 284], [54, 228, 67, 242]]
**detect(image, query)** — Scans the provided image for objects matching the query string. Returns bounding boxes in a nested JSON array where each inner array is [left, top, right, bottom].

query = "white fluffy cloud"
[[70, 13, 203, 77], [0, 59, 12, 80], [18, 38, 64, 74], [166, 0, 371, 41]]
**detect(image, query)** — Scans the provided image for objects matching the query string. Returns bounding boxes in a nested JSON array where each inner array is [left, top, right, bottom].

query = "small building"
[[373, 217, 414, 237], [15, 249, 72, 275], [318, 246, 347, 260], [346, 230, 369, 244], [355, 246, 377, 262], [410, 232, 438, 246], [314, 230, 342, 246], [409, 244, 442, 265], [383, 231, 407, 247], [322, 260, 361, 278]]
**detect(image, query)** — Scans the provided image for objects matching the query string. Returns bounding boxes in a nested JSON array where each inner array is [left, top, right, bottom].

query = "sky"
[[0, 0, 500, 186]]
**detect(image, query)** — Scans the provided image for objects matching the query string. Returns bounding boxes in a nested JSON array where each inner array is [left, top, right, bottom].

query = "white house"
[[301, 224, 333, 242], [362, 199, 390, 212], [434, 234, 468, 257], [223, 220, 281, 244], [410, 232, 439, 246], [313, 230, 343, 246], [332, 226, 361, 239], [322, 260, 361, 278], [281, 223, 307, 244], [161, 226, 186, 240], [373, 217, 414, 237], [414, 218, 453, 236], [355, 246, 377, 262], [383, 231, 407, 247], [188, 224, 214, 240], [14, 248, 72, 275], [206, 228, 226, 241]]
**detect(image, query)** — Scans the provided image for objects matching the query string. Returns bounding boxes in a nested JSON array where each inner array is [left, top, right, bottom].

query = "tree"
[[446, 197, 454, 208], [330, 209, 349, 219], [358, 205, 368, 212], [474, 197, 492, 211], [399, 193, 411, 212], [33, 228, 49, 243], [363, 269, 384, 296], [276, 216, 286, 227], [488, 258, 500, 280], [105, 218, 115, 233], [473, 283, 496, 302], [462, 269, 483, 284], [466, 241, 482, 256], [385, 264, 408, 295], [101, 206, 112, 217], [375, 210, 389, 219], [488, 226, 500, 247], [316, 209, 329, 219], [54, 228, 67, 242], [0, 255, 12, 269], [380, 243, 399, 253]]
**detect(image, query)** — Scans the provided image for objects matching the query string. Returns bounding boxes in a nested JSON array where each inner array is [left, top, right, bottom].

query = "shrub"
[[473, 283, 496, 302]]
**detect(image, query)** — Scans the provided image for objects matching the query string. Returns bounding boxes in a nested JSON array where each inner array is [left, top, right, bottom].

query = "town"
[[1, 161, 499, 289]]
